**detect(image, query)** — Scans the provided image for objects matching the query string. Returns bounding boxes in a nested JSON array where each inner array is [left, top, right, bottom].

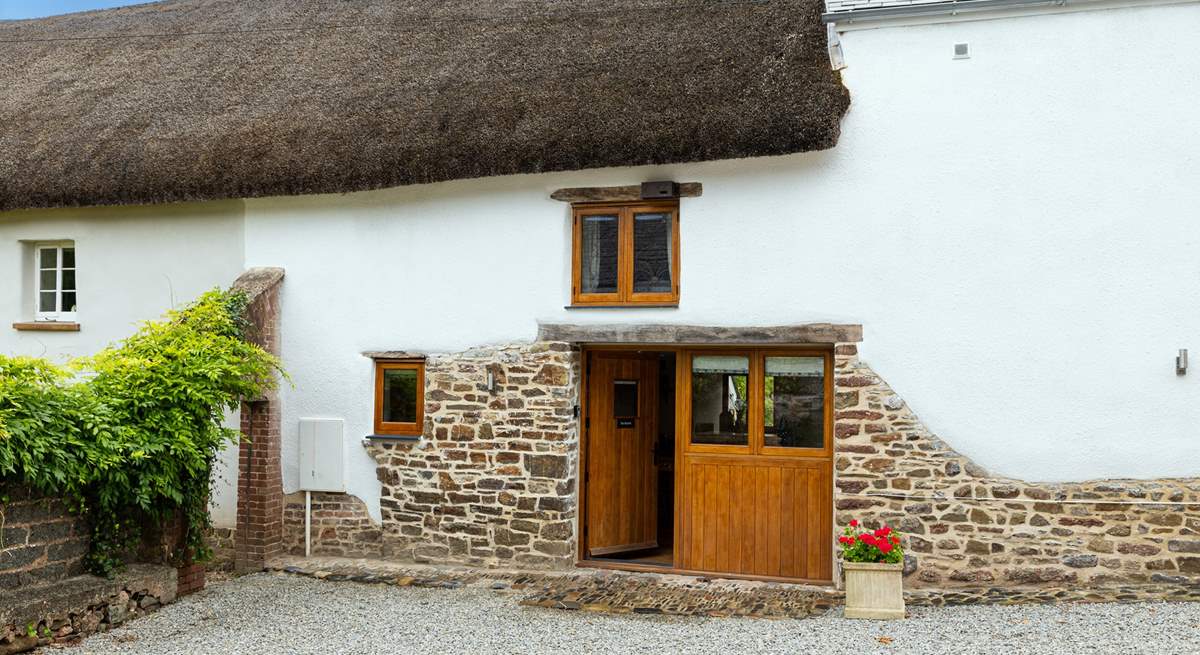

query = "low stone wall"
[[0, 563, 176, 653], [832, 343, 1200, 588], [282, 492, 382, 558], [0, 487, 88, 590]]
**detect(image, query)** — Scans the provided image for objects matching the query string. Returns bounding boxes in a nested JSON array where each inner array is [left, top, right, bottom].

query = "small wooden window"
[[571, 201, 680, 306], [374, 360, 425, 436]]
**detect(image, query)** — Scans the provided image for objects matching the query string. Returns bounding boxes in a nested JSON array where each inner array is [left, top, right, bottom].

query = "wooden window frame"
[[33, 242, 77, 322], [570, 200, 680, 307], [373, 360, 425, 436], [683, 349, 832, 458]]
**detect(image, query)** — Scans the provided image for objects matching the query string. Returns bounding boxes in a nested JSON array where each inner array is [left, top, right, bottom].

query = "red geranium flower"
[[850, 519, 859, 528]]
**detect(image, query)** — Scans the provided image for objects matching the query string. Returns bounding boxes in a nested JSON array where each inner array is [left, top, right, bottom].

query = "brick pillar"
[[232, 268, 285, 573]]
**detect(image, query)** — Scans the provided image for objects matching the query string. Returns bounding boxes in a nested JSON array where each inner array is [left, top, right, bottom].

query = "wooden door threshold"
[[577, 559, 835, 587]]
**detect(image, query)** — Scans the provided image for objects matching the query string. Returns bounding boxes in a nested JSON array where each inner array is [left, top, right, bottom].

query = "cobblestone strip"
[[267, 556, 1200, 620]]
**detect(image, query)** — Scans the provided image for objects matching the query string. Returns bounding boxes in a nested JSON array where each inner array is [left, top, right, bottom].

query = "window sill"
[[363, 434, 421, 443], [565, 304, 679, 310], [12, 321, 80, 332]]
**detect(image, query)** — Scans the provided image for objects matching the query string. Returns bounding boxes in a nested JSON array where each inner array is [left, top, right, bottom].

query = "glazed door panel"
[[586, 352, 659, 556]]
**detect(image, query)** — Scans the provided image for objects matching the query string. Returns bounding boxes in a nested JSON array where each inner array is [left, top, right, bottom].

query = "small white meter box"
[[298, 418, 345, 492]]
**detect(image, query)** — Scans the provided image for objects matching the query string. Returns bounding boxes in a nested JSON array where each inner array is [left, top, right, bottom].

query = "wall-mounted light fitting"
[[1177, 349, 1188, 376], [486, 370, 497, 393]]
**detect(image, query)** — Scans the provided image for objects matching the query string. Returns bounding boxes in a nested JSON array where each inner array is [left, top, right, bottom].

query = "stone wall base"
[[0, 564, 177, 654], [270, 555, 1200, 620]]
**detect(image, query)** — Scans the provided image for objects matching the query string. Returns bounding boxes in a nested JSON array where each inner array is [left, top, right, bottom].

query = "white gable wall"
[[4, 3, 1198, 524]]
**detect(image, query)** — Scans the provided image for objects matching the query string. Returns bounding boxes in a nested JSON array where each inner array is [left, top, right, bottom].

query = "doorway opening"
[[579, 345, 835, 583], [582, 350, 676, 568]]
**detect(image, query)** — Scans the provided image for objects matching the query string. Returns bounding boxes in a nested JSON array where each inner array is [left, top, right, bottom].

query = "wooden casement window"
[[373, 360, 425, 436], [571, 200, 680, 306]]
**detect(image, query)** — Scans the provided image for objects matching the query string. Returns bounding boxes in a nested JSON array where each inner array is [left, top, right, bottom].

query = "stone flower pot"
[[842, 561, 905, 619]]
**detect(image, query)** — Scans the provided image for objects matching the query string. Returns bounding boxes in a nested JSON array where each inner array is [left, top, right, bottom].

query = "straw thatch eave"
[[0, 0, 849, 212]]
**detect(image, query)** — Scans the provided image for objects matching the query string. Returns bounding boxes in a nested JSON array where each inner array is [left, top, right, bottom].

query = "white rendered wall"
[[4, 4, 1197, 525], [0, 201, 247, 527], [242, 4, 1200, 521]]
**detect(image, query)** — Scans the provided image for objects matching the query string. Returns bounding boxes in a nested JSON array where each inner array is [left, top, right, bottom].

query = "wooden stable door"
[[678, 350, 833, 582], [585, 352, 659, 557]]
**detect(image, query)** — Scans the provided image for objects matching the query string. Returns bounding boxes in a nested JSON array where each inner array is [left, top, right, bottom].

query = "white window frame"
[[33, 242, 77, 322]]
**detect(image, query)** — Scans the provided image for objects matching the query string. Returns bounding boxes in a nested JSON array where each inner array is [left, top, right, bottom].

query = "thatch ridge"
[[0, 0, 849, 211]]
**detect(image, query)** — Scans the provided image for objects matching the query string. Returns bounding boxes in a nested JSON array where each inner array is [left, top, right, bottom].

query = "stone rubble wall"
[[286, 338, 1199, 593], [0, 563, 176, 654], [282, 492, 382, 558], [365, 342, 579, 568], [204, 526, 236, 572], [0, 486, 88, 590], [832, 344, 1200, 588]]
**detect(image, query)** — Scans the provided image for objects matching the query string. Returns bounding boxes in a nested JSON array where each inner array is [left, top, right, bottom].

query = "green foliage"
[[0, 289, 281, 577]]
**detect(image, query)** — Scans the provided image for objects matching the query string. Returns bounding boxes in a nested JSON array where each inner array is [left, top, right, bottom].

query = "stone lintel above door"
[[536, 323, 863, 345]]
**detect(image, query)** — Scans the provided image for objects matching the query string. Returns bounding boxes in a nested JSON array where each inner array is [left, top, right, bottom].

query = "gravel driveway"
[[66, 573, 1200, 655]]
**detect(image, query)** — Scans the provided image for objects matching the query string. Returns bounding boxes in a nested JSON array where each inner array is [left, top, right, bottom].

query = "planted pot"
[[842, 561, 905, 620]]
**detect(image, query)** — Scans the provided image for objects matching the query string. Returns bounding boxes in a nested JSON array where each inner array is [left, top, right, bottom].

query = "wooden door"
[[677, 349, 833, 582], [585, 352, 659, 557]]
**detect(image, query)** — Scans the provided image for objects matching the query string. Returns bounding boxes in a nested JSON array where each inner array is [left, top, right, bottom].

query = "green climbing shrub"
[[0, 289, 281, 576]]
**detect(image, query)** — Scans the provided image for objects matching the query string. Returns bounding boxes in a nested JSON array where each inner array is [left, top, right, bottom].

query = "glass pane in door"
[[763, 356, 824, 448], [691, 355, 749, 445]]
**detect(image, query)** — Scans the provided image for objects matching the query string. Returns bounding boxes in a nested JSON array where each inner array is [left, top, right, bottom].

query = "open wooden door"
[[585, 352, 659, 557]]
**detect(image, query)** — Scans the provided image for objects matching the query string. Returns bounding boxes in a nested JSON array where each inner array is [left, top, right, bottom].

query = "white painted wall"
[[0, 201, 247, 527], [6, 3, 1199, 523]]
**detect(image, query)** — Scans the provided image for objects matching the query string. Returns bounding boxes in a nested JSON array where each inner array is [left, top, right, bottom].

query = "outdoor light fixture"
[[1177, 349, 1188, 375], [487, 370, 497, 393]]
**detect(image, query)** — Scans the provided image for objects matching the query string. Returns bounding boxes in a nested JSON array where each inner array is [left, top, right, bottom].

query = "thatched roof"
[[0, 0, 849, 212]]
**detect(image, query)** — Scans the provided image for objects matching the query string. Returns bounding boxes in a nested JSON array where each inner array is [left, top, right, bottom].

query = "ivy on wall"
[[0, 290, 281, 576]]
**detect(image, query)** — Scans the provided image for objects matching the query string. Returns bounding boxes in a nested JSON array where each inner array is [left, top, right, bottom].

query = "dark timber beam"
[[537, 323, 863, 344], [550, 183, 703, 203]]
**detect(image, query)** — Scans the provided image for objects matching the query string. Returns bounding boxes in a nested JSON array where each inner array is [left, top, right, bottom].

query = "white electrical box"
[[298, 418, 345, 492]]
